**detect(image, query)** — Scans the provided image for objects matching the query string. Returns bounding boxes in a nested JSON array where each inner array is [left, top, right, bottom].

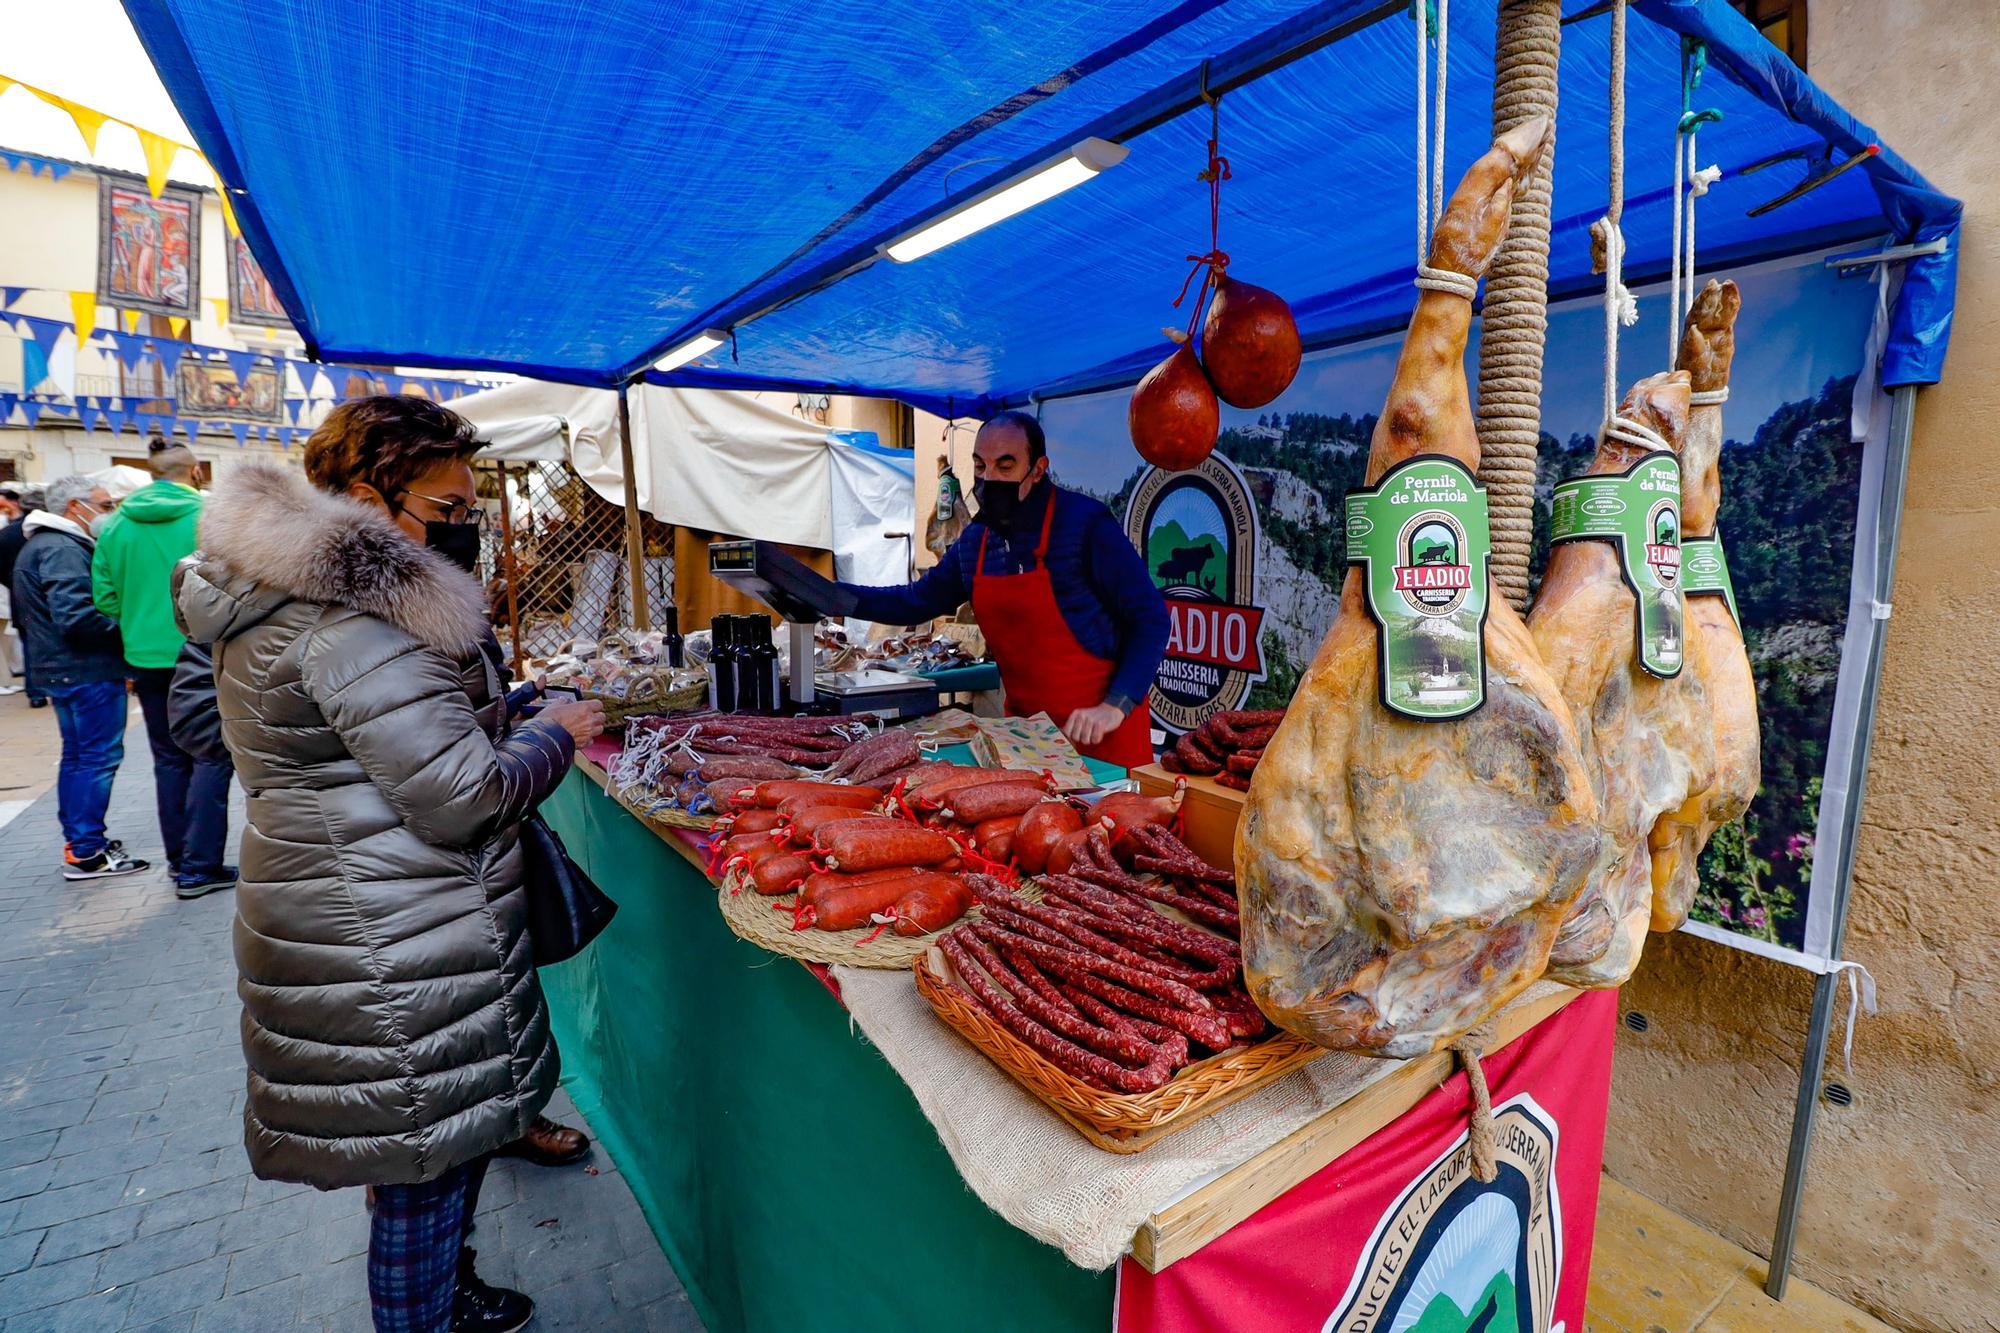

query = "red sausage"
[[719, 834, 784, 868], [784, 805, 895, 847], [944, 780, 1049, 825], [706, 778, 758, 811], [726, 808, 785, 835], [751, 779, 861, 809], [1094, 783, 1185, 843], [909, 767, 1046, 810], [971, 815, 1019, 852], [890, 874, 974, 936], [796, 865, 925, 902], [775, 786, 883, 818], [983, 830, 1014, 865], [750, 852, 814, 896], [814, 818, 958, 872], [799, 870, 929, 931], [1013, 800, 1084, 875], [1046, 825, 1093, 876]]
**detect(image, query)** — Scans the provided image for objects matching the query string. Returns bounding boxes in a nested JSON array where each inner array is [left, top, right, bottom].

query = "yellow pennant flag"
[[46, 95, 108, 156], [218, 189, 241, 238], [169, 316, 188, 340], [138, 130, 178, 199], [121, 309, 142, 333], [68, 290, 96, 338], [209, 297, 230, 327]]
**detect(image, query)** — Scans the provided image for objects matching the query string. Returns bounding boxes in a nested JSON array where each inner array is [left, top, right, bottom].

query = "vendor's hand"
[[1061, 702, 1126, 750], [541, 699, 607, 747]]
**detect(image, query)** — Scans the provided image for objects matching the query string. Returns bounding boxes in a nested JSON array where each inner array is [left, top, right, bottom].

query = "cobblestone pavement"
[[0, 712, 701, 1332]]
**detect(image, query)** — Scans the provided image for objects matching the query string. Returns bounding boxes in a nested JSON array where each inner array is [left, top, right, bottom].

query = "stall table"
[[544, 745, 1616, 1333]]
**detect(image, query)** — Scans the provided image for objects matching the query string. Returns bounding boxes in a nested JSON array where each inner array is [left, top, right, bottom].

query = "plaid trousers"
[[367, 1154, 490, 1333]]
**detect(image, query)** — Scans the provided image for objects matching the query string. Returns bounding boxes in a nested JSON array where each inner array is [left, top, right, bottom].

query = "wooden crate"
[[1134, 763, 1245, 870]]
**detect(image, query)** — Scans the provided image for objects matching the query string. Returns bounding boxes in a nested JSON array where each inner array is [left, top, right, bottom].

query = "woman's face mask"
[[423, 520, 482, 574]]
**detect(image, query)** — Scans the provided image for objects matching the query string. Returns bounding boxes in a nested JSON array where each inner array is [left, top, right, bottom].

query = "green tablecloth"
[[913, 661, 1002, 693], [539, 771, 1114, 1333]]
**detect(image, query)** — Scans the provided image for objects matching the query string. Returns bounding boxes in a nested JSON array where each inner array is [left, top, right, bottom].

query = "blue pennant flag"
[[383, 374, 404, 396], [183, 418, 202, 447], [279, 427, 295, 449], [21, 339, 49, 394], [48, 163, 70, 182], [154, 340, 187, 380], [78, 405, 100, 434], [105, 408, 130, 435], [320, 366, 352, 398], [0, 392, 16, 422], [0, 153, 23, 175], [20, 316, 65, 358], [222, 349, 259, 384], [107, 331, 151, 371], [0, 287, 23, 309], [293, 360, 320, 396], [21, 401, 45, 428], [285, 397, 303, 424], [229, 422, 249, 448]]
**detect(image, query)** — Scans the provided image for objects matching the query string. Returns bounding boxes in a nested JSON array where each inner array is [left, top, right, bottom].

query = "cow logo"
[[1323, 1095, 1565, 1333], [1645, 500, 1681, 589], [1124, 452, 1267, 734], [1395, 513, 1473, 616]]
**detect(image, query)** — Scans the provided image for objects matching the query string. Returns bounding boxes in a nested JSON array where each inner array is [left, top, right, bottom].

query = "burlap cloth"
[[834, 964, 1567, 1269]]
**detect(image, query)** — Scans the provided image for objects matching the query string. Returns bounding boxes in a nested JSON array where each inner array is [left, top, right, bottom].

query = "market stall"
[[127, 0, 1961, 1324]]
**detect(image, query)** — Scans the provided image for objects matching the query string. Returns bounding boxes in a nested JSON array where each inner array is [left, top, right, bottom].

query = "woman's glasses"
[[399, 489, 486, 527]]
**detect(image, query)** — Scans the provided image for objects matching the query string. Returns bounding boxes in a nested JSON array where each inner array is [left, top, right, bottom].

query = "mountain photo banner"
[[1041, 251, 1878, 966]]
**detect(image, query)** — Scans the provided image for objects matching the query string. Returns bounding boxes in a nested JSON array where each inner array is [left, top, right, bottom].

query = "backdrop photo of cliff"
[[1044, 253, 1874, 956]]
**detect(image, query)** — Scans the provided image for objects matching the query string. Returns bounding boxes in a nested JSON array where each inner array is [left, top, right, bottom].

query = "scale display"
[[707, 540, 856, 624]]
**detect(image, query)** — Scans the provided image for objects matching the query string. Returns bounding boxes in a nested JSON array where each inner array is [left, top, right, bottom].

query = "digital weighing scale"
[[707, 540, 938, 716]]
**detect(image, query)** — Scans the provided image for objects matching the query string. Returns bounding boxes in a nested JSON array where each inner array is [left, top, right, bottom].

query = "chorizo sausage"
[[724, 808, 785, 836], [1046, 825, 1093, 876], [775, 786, 883, 819], [781, 804, 894, 847], [943, 780, 1049, 825], [749, 778, 862, 809], [908, 767, 1048, 810], [797, 869, 929, 931], [889, 873, 974, 936], [1012, 800, 1084, 875], [813, 818, 958, 872], [750, 851, 815, 896]]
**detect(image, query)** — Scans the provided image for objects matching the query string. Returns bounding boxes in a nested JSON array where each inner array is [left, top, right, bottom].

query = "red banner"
[[1164, 599, 1267, 674], [1116, 990, 1616, 1333]]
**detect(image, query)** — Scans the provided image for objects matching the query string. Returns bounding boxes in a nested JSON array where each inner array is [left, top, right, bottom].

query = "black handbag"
[[519, 814, 618, 966]]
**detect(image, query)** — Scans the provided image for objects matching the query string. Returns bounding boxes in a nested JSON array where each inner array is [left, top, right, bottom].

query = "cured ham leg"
[[1529, 371, 1717, 988], [1237, 118, 1610, 1058], [1650, 280, 1759, 929]]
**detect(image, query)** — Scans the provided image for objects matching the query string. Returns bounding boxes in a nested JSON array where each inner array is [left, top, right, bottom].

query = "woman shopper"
[[176, 396, 605, 1333]]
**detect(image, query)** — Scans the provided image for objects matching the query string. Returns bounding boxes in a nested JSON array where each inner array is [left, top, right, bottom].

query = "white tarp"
[[828, 431, 918, 637], [452, 379, 844, 549]]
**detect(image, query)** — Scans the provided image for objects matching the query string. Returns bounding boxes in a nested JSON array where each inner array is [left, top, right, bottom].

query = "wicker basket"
[[914, 948, 1328, 1153], [715, 869, 1039, 970], [586, 673, 710, 728]]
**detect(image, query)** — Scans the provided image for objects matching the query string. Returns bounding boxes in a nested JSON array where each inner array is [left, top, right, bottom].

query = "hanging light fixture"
[[653, 328, 729, 372], [881, 138, 1129, 263]]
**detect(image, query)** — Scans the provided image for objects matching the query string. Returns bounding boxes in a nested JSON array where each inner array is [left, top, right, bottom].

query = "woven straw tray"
[[914, 947, 1327, 1154], [612, 786, 721, 835], [715, 868, 1036, 971]]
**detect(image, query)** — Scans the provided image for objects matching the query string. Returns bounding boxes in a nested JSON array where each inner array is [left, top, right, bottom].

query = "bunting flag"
[[0, 392, 16, 422], [285, 397, 304, 424], [383, 373, 404, 396], [182, 418, 201, 447], [20, 315, 63, 358], [105, 406, 130, 435], [20, 338, 48, 394], [154, 339, 187, 380], [279, 426, 295, 449], [121, 308, 143, 334], [208, 297, 229, 327], [294, 361, 320, 396], [67, 291, 96, 339], [78, 404, 100, 433], [137, 129, 179, 198], [221, 348, 259, 383], [107, 331, 151, 371], [21, 401, 45, 428], [320, 366, 352, 398], [229, 422, 249, 447], [46, 94, 108, 155], [169, 316, 188, 339], [0, 287, 22, 309], [218, 190, 241, 238]]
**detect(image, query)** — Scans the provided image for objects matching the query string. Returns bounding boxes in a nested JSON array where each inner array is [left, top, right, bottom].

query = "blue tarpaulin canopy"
[[123, 0, 1959, 415]]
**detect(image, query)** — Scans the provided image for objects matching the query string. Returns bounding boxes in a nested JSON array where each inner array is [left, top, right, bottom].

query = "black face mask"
[[424, 521, 481, 574], [974, 472, 1041, 530]]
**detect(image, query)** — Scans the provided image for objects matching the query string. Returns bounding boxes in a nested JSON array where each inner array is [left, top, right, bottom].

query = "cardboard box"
[[1133, 763, 1245, 871]]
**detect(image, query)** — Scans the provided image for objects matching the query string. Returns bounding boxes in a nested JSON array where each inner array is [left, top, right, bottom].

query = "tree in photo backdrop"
[[1044, 255, 1871, 953]]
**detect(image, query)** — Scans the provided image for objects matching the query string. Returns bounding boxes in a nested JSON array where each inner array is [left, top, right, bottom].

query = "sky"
[[0, 0, 209, 183], [1043, 251, 1878, 499]]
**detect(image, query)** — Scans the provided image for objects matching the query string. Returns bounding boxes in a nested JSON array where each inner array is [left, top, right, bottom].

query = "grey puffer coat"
[[177, 463, 572, 1189]]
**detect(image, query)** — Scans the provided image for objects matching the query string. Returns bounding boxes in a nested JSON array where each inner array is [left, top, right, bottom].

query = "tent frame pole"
[[494, 462, 525, 671], [1764, 382, 1917, 1299], [615, 380, 650, 632]]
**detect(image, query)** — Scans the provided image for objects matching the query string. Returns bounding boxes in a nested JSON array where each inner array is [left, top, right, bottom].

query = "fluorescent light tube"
[[883, 137, 1128, 263], [654, 328, 729, 372]]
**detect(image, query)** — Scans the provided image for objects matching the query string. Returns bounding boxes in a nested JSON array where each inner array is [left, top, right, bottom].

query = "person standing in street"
[[93, 439, 236, 899], [11, 475, 149, 879], [0, 484, 49, 705]]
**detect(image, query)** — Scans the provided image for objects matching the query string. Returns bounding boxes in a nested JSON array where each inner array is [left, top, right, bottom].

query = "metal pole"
[[1765, 383, 1918, 1299], [615, 380, 650, 632], [494, 463, 524, 672]]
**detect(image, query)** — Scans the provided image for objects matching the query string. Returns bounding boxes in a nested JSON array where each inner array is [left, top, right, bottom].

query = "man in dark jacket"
[[11, 476, 148, 879], [0, 484, 46, 704]]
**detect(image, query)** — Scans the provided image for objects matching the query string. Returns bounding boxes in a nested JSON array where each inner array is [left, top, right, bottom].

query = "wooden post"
[[616, 380, 650, 631], [494, 463, 525, 671]]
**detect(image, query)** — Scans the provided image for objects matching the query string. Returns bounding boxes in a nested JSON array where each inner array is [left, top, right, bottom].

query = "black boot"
[[452, 1247, 534, 1333]]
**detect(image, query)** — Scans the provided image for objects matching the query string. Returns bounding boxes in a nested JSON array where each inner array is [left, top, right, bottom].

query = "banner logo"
[[1323, 1095, 1564, 1333], [1395, 513, 1473, 615], [1645, 499, 1682, 589], [1124, 453, 1267, 734]]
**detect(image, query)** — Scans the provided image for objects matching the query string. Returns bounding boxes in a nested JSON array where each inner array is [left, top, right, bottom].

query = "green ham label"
[[1550, 453, 1686, 678], [1344, 455, 1490, 721], [1680, 532, 1739, 625]]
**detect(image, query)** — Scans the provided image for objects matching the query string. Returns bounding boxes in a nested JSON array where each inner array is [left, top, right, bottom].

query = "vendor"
[[840, 410, 1167, 768]]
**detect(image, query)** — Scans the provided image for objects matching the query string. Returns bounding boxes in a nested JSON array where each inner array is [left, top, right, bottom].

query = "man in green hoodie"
[[92, 440, 235, 899]]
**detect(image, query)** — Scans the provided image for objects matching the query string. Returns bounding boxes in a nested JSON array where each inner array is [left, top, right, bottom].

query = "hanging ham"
[[1237, 117, 1610, 1058], [1648, 279, 1760, 930], [1201, 274, 1302, 408], [1528, 371, 1718, 988]]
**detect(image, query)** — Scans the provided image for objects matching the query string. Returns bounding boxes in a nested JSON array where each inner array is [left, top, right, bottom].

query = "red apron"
[[970, 498, 1155, 770]]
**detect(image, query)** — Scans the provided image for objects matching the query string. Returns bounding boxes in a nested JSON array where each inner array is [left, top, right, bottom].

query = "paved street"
[[0, 694, 699, 1331]]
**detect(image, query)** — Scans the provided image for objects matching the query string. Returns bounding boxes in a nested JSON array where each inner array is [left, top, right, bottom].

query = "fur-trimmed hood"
[[182, 462, 487, 655]]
